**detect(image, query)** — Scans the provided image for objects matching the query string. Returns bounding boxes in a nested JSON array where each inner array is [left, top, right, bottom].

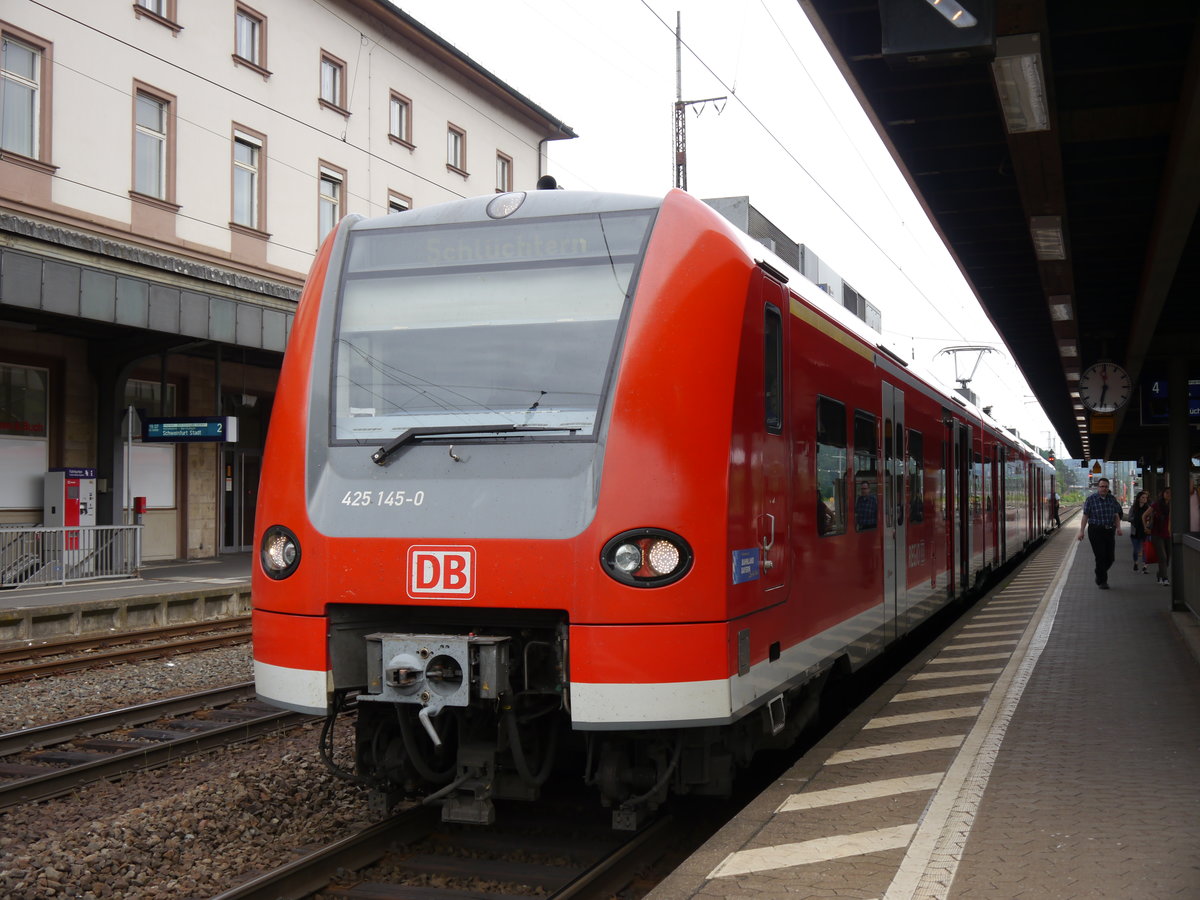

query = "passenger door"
[[758, 273, 790, 596], [882, 383, 907, 634]]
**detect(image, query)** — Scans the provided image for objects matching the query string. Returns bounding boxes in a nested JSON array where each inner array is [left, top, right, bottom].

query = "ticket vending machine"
[[44, 467, 97, 552]]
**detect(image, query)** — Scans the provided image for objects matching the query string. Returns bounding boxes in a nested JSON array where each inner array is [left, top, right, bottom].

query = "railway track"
[[0, 681, 313, 809], [212, 799, 677, 900], [0, 617, 251, 683]]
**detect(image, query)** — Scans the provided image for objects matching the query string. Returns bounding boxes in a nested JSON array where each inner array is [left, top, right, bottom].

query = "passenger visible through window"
[[816, 396, 847, 536]]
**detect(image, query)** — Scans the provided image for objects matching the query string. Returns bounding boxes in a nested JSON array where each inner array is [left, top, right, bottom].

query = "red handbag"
[[1144, 539, 1158, 564]]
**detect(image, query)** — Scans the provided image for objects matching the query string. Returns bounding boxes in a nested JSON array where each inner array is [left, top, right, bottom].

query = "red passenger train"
[[252, 187, 1055, 828]]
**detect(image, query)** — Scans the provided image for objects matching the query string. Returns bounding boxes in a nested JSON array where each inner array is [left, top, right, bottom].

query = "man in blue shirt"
[[1078, 477, 1124, 589]]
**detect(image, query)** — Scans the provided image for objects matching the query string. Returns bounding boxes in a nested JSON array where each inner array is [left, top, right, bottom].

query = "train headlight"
[[613, 543, 643, 573], [601, 529, 692, 587], [647, 539, 681, 575], [260, 525, 301, 580]]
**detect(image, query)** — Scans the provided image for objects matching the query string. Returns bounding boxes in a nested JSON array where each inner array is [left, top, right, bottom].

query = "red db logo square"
[[407, 546, 475, 600]]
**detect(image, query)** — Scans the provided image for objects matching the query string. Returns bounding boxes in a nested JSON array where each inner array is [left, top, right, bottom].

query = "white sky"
[[396, 0, 1064, 456]]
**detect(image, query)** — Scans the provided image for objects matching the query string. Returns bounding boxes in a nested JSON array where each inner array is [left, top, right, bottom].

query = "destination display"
[[1139, 378, 1200, 425], [143, 416, 239, 443]]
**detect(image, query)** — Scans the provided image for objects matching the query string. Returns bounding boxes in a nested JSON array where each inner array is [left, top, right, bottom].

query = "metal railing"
[[0, 525, 142, 589]]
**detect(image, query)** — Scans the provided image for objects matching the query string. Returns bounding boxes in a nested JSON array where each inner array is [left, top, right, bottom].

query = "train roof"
[[350, 190, 663, 232], [708, 197, 1035, 449]]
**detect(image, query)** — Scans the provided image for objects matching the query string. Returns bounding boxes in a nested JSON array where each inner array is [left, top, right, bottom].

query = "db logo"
[[407, 545, 475, 599]]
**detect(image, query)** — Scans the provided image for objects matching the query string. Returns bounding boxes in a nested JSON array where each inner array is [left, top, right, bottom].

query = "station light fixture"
[[1058, 340, 1078, 358], [992, 34, 1050, 134], [1030, 216, 1066, 260], [1048, 295, 1073, 321], [924, 0, 978, 28]]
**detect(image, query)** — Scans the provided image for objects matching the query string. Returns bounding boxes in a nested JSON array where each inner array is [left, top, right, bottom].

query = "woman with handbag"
[[1146, 487, 1172, 586], [1128, 490, 1151, 573]]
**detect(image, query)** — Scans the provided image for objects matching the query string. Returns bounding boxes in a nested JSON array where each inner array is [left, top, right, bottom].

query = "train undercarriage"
[[326, 622, 830, 829]]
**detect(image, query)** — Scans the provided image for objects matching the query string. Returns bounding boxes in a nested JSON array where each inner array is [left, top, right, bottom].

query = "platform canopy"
[[800, 0, 1200, 463]]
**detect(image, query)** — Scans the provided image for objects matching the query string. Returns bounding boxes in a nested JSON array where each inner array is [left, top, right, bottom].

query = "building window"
[[495, 152, 512, 192], [0, 362, 48, 438], [319, 52, 347, 113], [124, 379, 177, 511], [387, 191, 411, 214], [389, 91, 412, 146], [232, 128, 264, 230], [133, 0, 181, 31], [447, 124, 466, 174], [234, 4, 268, 73], [318, 164, 344, 243], [125, 378, 177, 417], [1, 34, 43, 159], [0, 362, 50, 510], [133, 86, 173, 201]]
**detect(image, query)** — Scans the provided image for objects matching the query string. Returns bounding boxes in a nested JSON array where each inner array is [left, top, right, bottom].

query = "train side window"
[[816, 396, 846, 536], [853, 410, 878, 531], [908, 429, 924, 523], [764, 305, 783, 433]]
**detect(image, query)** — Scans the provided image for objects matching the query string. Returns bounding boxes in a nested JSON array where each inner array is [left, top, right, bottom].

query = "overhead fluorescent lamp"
[[992, 34, 1050, 133], [1058, 340, 1077, 358], [925, 0, 978, 29], [1031, 216, 1066, 260], [1048, 295, 1073, 321]]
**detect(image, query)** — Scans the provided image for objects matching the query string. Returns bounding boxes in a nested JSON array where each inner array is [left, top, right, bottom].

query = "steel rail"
[[552, 814, 675, 899], [0, 682, 257, 756], [212, 807, 673, 900], [209, 807, 441, 900], [0, 629, 251, 684], [0, 617, 252, 665], [0, 686, 313, 810]]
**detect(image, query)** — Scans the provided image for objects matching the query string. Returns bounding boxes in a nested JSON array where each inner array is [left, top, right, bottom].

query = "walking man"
[[1078, 477, 1124, 589]]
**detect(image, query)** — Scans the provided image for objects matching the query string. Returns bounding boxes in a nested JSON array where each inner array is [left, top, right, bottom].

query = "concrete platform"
[[650, 522, 1200, 899], [0, 553, 251, 645]]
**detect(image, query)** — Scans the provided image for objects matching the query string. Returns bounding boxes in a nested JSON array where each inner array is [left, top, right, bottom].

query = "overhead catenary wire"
[[635, 0, 1043, 418]]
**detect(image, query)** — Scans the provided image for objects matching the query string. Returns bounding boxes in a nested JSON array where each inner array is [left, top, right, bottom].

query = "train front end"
[[253, 189, 757, 826]]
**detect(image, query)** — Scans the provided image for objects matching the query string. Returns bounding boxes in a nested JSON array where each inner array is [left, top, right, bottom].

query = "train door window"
[[853, 410, 878, 531], [764, 305, 783, 433], [972, 450, 983, 516], [816, 396, 846, 536], [908, 429, 925, 523]]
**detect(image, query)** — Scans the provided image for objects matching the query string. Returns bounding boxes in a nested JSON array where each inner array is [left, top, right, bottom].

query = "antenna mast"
[[673, 13, 726, 191]]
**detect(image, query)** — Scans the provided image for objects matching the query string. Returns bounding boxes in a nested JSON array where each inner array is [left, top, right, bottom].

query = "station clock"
[[1078, 362, 1132, 413]]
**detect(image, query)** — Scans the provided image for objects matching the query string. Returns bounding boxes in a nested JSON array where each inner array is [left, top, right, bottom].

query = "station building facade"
[[0, 0, 573, 559]]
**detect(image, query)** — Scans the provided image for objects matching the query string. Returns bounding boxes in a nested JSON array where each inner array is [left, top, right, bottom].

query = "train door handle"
[[759, 514, 775, 570]]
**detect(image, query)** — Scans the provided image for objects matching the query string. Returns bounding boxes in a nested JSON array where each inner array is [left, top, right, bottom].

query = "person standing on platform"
[[1190, 478, 1199, 533], [1049, 491, 1061, 527], [1128, 489, 1151, 573], [1077, 477, 1123, 589], [1148, 487, 1172, 585]]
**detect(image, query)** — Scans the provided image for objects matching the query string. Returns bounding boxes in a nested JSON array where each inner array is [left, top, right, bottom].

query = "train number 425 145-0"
[[340, 490, 426, 507]]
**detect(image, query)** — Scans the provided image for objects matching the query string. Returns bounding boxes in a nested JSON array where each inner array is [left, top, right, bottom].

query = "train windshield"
[[331, 209, 655, 442]]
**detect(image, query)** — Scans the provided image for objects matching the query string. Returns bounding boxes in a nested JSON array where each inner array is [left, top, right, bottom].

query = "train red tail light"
[[260, 525, 301, 580], [601, 529, 692, 587]]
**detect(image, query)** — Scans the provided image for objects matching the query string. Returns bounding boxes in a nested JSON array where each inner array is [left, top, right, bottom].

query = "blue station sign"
[[1139, 378, 1200, 426], [143, 416, 239, 443]]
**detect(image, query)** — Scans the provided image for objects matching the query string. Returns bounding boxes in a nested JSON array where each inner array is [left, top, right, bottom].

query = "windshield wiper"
[[371, 424, 577, 466]]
